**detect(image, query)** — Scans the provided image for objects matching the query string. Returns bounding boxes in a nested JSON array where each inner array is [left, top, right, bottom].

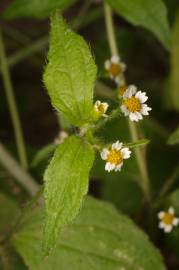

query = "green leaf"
[[43, 13, 97, 126], [106, 0, 171, 50], [13, 196, 166, 270], [2, 0, 77, 19], [167, 126, 179, 145], [43, 135, 94, 255]]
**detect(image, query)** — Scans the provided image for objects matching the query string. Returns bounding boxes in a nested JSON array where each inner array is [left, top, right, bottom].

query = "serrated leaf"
[[106, 0, 171, 50], [43, 13, 97, 126], [2, 0, 77, 19], [167, 126, 179, 145], [13, 196, 166, 270], [43, 135, 94, 255]]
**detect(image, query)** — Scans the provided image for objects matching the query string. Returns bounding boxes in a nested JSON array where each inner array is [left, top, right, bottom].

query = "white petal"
[[135, 111, 143, 120], [102, 102, 109, 113], [112, 141, 123, 150], [173, 218, 179, 226], [164, 225, 173, 233], [159, 221, 165, 229], [120, 105, 129, 116], [105, 162, 115, 172], [104, 60, 111, 70], [100, 148, 109, 160], [169, 207, 175, 215], [120, 62, 126, 72], [158, 211, 165, 219], [111, 55, 120, 63], [129, 112, 140, 122], [114, 162, 123, 172], [95, 100, 101, 106], [121, 148, 131, 159], [135, 91, 148, 103], [115, 75, 121, 84], [141, 104, 152, 115], [123, 85, 137, 98]]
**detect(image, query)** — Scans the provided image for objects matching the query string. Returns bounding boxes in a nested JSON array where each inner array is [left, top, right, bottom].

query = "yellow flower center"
[[107, 149, 123, 165], [109, 63, 122, 77], [97, 104, 105, 114], [118, 85, 128, 96], [162, 213, 174, 225], [123, 96, 141, 112]]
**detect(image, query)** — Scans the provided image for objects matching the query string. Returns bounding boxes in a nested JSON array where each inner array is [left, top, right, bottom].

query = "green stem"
[[0, 143, 38, 196], [128, 121, 150, 201], [104, 3, 118, 55], [103, 3, 150, 202], [0, 29, 28, 169]]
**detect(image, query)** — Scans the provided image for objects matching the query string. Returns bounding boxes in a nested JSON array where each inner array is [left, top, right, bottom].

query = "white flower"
[[120, 85, 152, 122], [100, 140, 131, 172], [158, 207, 179, 233], [104, 55, 126, 83], [54, 130, 68, 144], [94, 100, 109, 117]]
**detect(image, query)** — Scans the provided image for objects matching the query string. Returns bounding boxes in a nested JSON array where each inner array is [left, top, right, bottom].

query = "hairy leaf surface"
[[44, 13, 97, 126], [13, 197, 166, 270], [43, 135, 94, 254]]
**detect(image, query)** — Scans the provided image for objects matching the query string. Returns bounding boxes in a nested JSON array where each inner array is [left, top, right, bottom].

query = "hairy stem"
[[0, 143, 38, 196], [104, 3, 151, 202], [0, 29, 28, 169]]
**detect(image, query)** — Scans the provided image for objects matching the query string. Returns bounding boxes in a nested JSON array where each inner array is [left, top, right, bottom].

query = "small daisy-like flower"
[[104, 55, 126, 83], [54, 130, 68, 145], [94, 100, 109, 117], [158, 207, 179, 233], [120, 85, 152, 122], [100, 141, 131, 172]]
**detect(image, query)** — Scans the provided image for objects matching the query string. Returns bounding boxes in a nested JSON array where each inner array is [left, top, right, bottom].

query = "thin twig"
[[0, 29, 28, 169], [0, 143, 39, 196]]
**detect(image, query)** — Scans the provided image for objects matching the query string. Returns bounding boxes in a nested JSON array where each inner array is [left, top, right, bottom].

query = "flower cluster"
[[92, 55, 152, 173], [158, 207, 179, 233], [104, 55, 152, 122]]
